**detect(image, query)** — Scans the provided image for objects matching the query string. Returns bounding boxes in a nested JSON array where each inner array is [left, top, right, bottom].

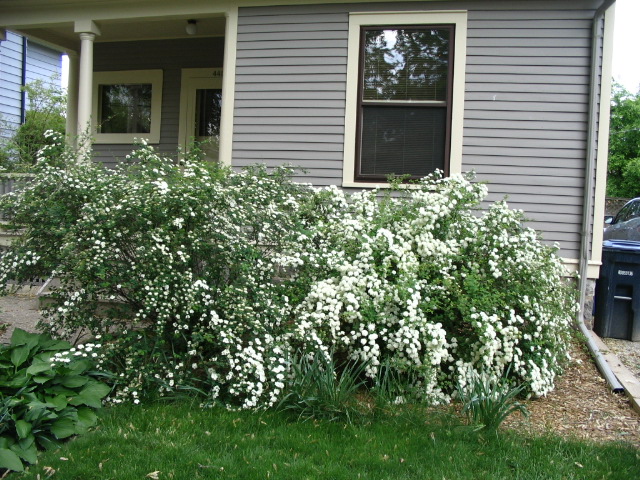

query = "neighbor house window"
[[92, 70, 163, 144], [343, 12, 467, 187]]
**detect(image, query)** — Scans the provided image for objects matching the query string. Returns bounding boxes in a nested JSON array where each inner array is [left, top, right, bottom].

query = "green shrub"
[[0, 136, 576, 411], [0, 78, 66, 172], [0, 328, 110, 472]]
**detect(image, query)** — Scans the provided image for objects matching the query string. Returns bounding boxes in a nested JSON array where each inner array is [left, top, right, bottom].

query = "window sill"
[[342, 180, 427, 190], [93, 133, 160, 145]]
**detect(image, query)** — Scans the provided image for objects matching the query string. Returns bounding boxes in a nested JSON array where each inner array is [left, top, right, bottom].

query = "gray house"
[[0, 0, 616, 314], [0, 30, 63, 138]]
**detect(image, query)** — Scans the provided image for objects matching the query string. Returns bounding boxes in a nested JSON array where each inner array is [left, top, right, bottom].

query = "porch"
[[1, 4, 237, 165]]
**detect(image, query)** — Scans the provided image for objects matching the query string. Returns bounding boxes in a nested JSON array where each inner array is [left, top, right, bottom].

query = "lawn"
[[13, 401, 640, 480]]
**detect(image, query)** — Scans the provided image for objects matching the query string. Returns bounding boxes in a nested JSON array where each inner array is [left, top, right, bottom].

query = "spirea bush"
[[286, 177, 576, 402], [0, 133, 576, 409]]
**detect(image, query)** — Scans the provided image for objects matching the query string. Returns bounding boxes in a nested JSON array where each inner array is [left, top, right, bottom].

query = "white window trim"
[[92, 69, 163, 144], [342, 11, 467, 189]]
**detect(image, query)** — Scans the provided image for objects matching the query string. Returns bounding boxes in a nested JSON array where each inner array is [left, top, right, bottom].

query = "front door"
[[179, 68, 223, 161]]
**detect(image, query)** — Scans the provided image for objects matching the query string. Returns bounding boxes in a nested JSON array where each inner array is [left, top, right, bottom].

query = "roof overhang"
[[0, 0, 230, 52]]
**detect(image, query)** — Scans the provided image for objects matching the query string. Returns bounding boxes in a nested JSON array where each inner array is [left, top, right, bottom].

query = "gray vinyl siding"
[[92, 37, 225, 167], [233, 5, 349, 186], [0, 31, 61, 138], [233, 0, 602, 259], [463, 3, 598, 261]]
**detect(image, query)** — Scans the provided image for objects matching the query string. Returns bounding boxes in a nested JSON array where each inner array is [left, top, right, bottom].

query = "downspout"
[[20, 36, 28, 124], [578, 0, 622, 392]]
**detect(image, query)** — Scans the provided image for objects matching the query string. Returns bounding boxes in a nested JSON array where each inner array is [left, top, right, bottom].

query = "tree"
[[0, 77, 66, 171], [607, 83, 640, 198]]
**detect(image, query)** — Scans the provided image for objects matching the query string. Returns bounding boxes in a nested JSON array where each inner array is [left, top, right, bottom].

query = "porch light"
[[186, 19, 197, 35]]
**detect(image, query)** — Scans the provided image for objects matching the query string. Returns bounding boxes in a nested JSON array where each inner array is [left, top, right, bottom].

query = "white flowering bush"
[[0, 134, 311, 408], [286, 174, 575, 401], [0, 134, 576, 409]]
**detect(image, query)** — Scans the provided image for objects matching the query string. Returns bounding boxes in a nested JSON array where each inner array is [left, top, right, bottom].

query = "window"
[[614, 199, 640, 224], [93, 70, 163, 144], [343, 12, 467, 187]]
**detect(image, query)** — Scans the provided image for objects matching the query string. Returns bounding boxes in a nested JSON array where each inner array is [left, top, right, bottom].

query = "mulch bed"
[[503, 343, 640, 448]]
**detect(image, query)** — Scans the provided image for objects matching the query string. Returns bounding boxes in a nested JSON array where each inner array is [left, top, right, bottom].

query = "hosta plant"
[[0, 328, 110, 472]]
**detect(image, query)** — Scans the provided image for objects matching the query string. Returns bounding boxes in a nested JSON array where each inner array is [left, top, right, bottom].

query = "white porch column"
[[74, 20, 100, 156], [65, 52, 79, 146], [77, 33, 95, 153]]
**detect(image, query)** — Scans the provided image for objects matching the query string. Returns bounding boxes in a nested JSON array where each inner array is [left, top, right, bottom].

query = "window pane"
[[194, 89, 222, 138], [363, 28, 450, 102], [98, 84, 152, 134], [360, 106, 446, 177]]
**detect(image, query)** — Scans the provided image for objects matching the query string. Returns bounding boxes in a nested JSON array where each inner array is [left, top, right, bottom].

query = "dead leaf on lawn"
[[146, 471, 161, 479]]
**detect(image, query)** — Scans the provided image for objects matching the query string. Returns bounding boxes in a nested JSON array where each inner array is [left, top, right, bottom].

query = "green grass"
[[13, 401, 640, 480]]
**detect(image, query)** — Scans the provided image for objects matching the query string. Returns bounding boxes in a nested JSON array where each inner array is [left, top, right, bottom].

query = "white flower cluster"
[[51, 338, 104, 365]]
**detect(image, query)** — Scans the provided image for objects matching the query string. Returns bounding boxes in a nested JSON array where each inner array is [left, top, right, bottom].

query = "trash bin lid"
[[603, 240, 640, 252]]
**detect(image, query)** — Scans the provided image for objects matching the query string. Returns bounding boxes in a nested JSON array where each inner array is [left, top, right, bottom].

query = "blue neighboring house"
[[0, 30, 63, 139]]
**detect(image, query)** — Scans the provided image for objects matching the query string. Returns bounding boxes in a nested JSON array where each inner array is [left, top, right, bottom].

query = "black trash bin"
[[594, 240, 640, 341]]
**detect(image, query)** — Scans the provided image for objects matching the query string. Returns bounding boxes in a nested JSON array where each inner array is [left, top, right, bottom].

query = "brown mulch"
[[503, 342, 640, 448]]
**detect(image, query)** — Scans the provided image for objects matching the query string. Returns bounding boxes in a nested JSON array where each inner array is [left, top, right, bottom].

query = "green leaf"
[[10, 441, 37, 465], [27, 360, 54, 376], [1, 372, 29, 388], [35, 434, 62, 451], [69, 381, 111, 409], [67, 358, 91, 375], [0, 447, 24, 472], [76, 406, 98, 429], [24, 406, 56, 423], [39, 338, 71, 352], [33, 375, 52, 384], [46, 385, 80, 397], [18, 436, 34, 451], [47, 394, 68, 411], [10, 328, 39, 350], [50, 417, 77, 439], [60, 375, 89, 388], [10, 345, 31, 368], [15, 420, 32, 439]]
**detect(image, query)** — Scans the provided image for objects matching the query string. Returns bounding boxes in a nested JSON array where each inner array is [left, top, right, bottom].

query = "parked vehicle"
[[604, 198, 640, 242]]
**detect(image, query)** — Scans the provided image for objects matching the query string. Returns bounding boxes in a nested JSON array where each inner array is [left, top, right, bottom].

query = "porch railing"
[[0, 172, 33, 223], [0, 173, 33, 196]]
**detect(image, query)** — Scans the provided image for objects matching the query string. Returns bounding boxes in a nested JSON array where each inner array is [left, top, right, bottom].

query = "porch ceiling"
[[8, 15, 226, 53]]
